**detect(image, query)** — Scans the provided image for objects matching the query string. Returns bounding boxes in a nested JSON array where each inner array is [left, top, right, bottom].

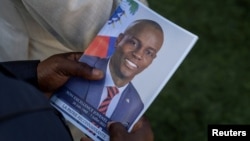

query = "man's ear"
[[115, 33, 125, 47]]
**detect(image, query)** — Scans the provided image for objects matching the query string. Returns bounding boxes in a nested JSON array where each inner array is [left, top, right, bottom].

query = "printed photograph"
[[51, 0, 198, 141]]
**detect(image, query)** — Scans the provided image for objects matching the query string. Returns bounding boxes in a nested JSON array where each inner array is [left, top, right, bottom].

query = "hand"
[[109, 116, 154, 141], [37, 52, 104, 96], [80, 116, 154, 141]]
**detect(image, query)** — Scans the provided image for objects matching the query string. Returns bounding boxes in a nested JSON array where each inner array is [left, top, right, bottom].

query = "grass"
[[145, 0, 250, 140]]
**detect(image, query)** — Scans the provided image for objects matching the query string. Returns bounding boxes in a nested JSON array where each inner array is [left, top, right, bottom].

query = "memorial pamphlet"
[[50, 0, 198, 140]]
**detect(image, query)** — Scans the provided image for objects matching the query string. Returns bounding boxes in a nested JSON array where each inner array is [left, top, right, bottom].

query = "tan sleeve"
[[22, 0, 114, 51]]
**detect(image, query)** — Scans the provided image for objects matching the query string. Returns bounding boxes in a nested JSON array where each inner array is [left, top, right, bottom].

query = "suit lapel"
[[85, 57, 109, 108], [110, 83, 133, 121]]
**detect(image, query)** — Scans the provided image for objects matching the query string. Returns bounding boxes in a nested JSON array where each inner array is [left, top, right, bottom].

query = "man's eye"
[[145, 50, 155, 57], [131, 41, 136, 45], [145, 51, 152, 56], [128, 39, 138, 47]]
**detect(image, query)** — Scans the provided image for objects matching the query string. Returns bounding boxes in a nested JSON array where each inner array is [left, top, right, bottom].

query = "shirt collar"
[[105, 60, 128, 92]]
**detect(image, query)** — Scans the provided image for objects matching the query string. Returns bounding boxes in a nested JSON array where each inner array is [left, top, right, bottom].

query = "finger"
[[139, 116, 152, 132], [131, 116, 154, 141], [131, 116, 149, 132], [58, 52, 104, 80], [80, 136, 93, 141], [63, 52, 83, 61], [108, 122, 128, 141], [61, 61, 104, 80]]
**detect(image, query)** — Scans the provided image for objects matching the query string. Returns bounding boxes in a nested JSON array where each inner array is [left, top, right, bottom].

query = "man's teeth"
[[126, 59, 137, 68]]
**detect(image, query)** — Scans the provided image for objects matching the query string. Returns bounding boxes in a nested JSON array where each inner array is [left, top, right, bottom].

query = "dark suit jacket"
[[64, 55, 144, 128], [0, 61, 73, 141]]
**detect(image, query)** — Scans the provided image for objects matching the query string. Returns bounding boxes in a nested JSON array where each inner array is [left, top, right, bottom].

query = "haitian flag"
[[84, 3, 138, 58], [84, 36, 117, 58]]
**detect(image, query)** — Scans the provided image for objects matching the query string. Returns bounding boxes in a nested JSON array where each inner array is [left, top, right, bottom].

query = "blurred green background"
[[145, 0, 250, 140]]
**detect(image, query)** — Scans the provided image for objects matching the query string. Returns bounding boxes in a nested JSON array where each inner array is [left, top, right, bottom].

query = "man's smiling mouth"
[[125, 59, 138, 69]]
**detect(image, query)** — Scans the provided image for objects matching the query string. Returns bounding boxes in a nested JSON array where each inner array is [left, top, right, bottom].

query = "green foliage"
[[126, 0, 139, 15], [146, 0, 250, 140]]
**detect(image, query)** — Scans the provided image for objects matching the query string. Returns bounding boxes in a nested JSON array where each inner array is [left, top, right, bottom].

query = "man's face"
[[110, 25, 163, 80]]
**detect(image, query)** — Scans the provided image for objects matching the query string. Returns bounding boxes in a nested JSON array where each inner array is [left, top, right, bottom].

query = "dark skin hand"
[[80, 116, 154, 141], [37, 52, 104, 97]]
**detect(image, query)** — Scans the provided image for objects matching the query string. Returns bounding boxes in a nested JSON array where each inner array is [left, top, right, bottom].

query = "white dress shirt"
[[98, 61, 128, 117]]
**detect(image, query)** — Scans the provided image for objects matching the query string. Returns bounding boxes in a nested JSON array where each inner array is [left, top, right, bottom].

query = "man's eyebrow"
[[129, 36, 158, 52], [147, 47, 157, 53], [129, 35, 141, 43]]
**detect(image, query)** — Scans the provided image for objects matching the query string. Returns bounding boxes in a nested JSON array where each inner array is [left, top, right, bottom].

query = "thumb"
[[57, 52, 104, 80], [66, 61, 104, 80], [108, 122, 128, 141], [80, 136, 93, 141]]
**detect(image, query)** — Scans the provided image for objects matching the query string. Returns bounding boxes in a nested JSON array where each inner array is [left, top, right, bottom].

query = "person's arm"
[[0, 61, 75, 141], [0, 52, 104, 94], [21, 0, 114, 51], [0, 60, 40, 87], [21, 0, 149, 52]]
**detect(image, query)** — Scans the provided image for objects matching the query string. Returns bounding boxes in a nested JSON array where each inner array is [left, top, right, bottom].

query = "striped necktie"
[[98, 86, 119, 115]]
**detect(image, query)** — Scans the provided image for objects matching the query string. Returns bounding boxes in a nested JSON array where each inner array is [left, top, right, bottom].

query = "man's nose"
[[132, 48, 143, 60]]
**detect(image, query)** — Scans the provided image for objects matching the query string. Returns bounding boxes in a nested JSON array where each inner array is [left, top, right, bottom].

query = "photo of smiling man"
[[49, 1, 198, 140], [63, 19, 164, 129]]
